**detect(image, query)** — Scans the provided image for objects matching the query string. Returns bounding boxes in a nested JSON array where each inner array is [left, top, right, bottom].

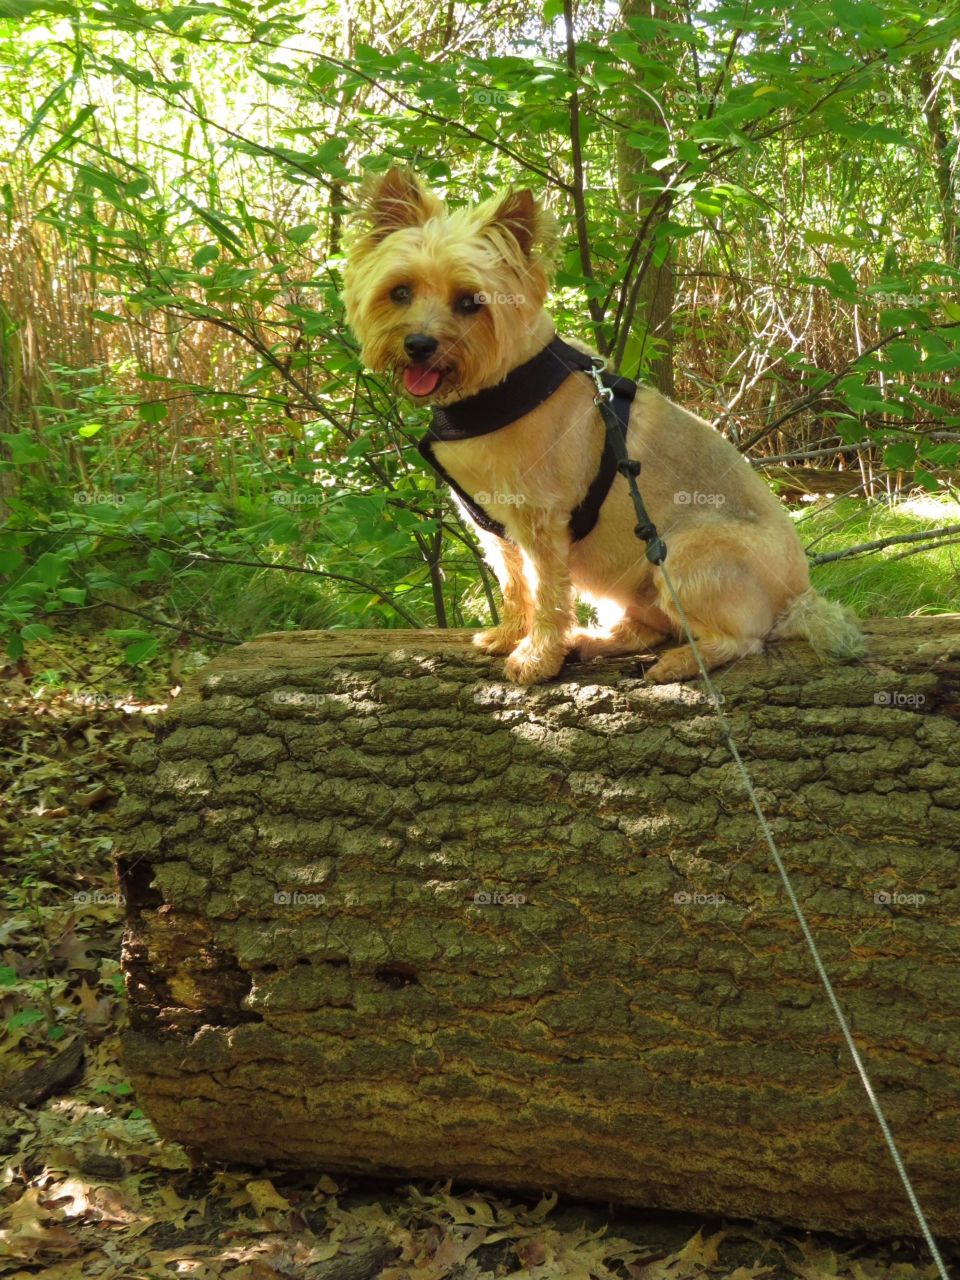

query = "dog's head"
[[342, 167, 557, 403]]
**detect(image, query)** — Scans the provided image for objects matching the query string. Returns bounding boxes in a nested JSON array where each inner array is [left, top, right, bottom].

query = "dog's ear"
[[481, 188, 558, 263], [355, 166, 443, 238], [486, 189, 539, 256]]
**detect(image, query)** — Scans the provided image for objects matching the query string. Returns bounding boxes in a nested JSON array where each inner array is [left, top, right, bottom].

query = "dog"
[[342, 166, 863, 685]]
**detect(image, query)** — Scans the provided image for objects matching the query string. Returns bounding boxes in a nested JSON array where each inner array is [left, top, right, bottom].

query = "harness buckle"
[[588, 358, 614, 405]]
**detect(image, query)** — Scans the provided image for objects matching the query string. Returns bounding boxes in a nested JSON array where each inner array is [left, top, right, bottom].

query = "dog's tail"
[[770, 588, 865, 660]]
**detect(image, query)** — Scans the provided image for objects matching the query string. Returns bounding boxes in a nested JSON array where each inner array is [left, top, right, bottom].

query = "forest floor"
[[0, 629, 953, 1280]]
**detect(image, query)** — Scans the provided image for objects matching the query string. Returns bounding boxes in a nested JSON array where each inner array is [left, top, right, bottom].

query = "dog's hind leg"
[[573, 606, 671, 660], [643, 523, 787, 684]]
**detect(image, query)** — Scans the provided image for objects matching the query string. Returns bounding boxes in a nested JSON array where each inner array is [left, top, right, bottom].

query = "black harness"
[[416, 336, 638, 544]]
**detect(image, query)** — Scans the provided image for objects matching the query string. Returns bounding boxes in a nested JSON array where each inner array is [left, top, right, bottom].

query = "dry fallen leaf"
[[0, 1186, 83, 1263], [244, 1178, 294, 1217]]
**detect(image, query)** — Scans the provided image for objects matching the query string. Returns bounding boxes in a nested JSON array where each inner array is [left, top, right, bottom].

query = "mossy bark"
[[118, 619, 960, 1239]]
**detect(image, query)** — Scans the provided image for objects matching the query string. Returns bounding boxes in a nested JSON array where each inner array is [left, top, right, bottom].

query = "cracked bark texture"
[[118, 618, 960, 1239]]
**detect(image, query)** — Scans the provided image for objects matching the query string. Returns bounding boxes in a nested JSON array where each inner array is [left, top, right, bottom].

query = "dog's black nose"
[[404, 333, 439, 360]]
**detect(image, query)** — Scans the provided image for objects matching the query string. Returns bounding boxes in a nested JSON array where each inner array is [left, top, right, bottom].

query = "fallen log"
[[761, 465, 867, 498], [118, 617, 960, 1239]]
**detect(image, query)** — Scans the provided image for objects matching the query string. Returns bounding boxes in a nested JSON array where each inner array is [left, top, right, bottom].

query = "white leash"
[[588, 362, 950, 1275], [659, 565, 949, 1279]]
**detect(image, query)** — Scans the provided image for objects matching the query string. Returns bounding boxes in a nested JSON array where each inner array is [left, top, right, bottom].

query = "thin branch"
[[882, 537, 960, 566], [150, 549, 428, 628], [752, 434, 960, 465], [20, 526, 426, 629], [737, 330, 908, 452], [85, 596, 239, 646], [809, 523, 960, 566]]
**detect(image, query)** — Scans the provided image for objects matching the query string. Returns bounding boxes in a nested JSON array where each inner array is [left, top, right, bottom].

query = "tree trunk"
[[118, 618, 960, 1240], [919, 61, 958, 268], [615, 0, 675, 396]]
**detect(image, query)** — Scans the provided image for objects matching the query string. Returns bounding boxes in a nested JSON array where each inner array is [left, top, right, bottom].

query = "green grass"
[[797, 493, 960, 617], [164, 561, 348, 640]]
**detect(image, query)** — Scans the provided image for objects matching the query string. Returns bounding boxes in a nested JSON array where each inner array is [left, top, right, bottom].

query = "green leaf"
[[0, 549, 25, 573], [31, 104, 98, 173], [803, 230, 865, 251], [883, 442, 916, 469], [693, 194, 723, 216], [16, 75, 73, 152], [77, 422, 103, 438], [33, 553, 67, 587], [286, 223, 317, 245], [192, 245, 220, 269], [124, 636, 158, 665], [1, 432, 48, 464], [139, 401, 168, 423], [20, 623, 54, 642], [919, 441, 960, 467], [7, 1008, 45, 1031], [190, 203, 245, 255], [882, 341, 921, 374], [913, 467, 941, 493], [0, 0, 73, 14], [826, 262, 857, 296]]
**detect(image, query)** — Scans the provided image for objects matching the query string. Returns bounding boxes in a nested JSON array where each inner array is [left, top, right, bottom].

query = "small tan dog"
[[343, 167, 862, 685]]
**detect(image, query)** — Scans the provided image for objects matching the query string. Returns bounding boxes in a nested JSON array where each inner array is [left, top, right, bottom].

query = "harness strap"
[[416, 436, 507, 537], [592, 385, 667, 565], [417, 337, 636, 544]]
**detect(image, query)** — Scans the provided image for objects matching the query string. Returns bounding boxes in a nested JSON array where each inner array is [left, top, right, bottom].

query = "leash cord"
[[588, 367, 950, 1277]]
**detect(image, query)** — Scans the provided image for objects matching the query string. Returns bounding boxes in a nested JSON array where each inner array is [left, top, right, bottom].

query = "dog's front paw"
[[474, 624, 525, 656], [504, 638, 566, 685], [644, 645, 700, 684]]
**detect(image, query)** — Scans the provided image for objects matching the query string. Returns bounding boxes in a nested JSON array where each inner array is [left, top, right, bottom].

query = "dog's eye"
[[390, 284, 412, 304], [454, 293, 483, 315]]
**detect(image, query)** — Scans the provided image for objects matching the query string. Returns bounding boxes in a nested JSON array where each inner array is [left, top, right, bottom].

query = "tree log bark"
[[118, 618, 960, 1239]]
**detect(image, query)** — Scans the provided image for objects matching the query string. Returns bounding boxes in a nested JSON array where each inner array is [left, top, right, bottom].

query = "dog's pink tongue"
[[404, 365, 441, 397]]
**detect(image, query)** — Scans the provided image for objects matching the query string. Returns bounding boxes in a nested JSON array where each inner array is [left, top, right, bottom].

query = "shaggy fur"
[[342, 167, 864, 685]]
